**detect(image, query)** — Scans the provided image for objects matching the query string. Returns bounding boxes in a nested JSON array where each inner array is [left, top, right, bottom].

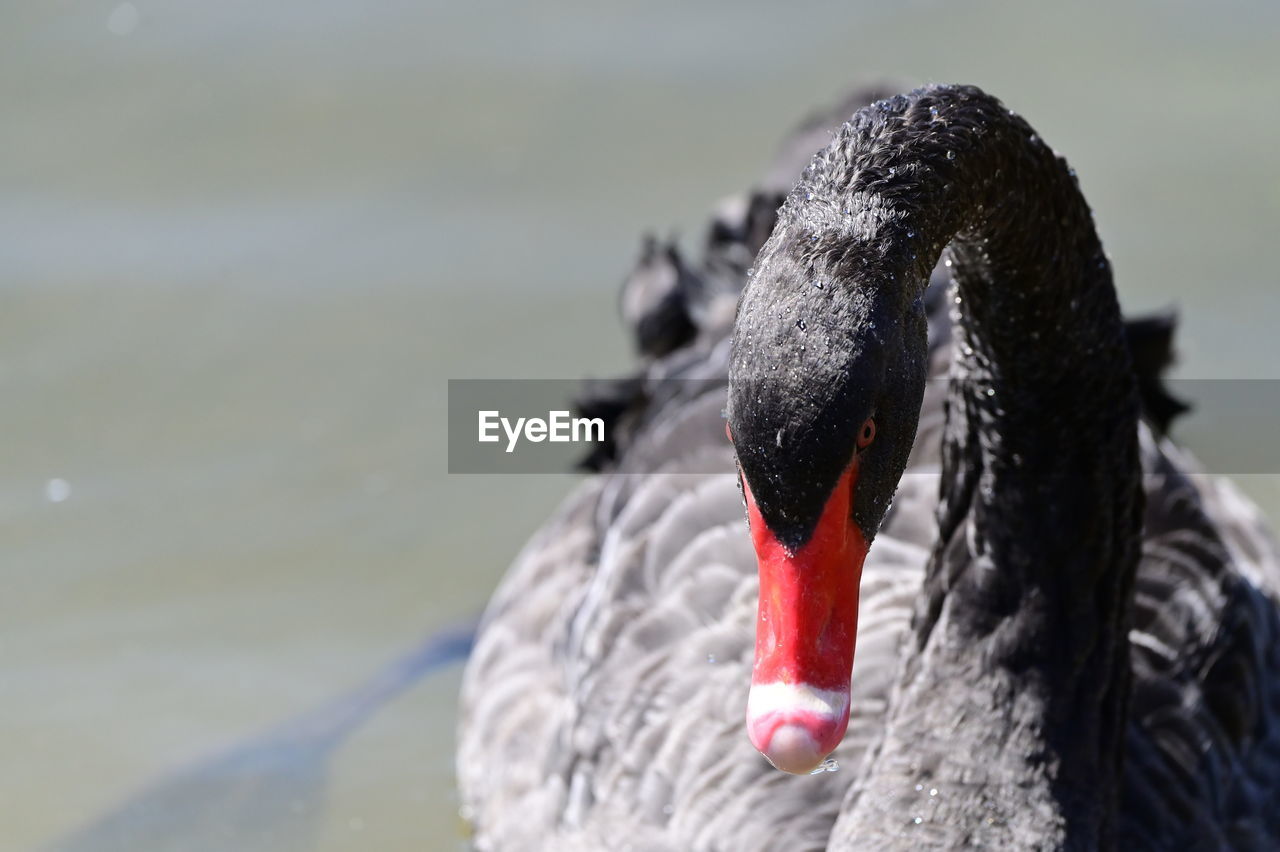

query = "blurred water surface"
[[1, 0, 1277, 848]]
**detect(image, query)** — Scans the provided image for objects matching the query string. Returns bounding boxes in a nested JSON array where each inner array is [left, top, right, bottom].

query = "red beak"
[[742, 461, 868, 773]]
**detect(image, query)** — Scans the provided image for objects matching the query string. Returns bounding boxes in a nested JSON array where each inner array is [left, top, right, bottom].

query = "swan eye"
[[856, 417, 876, 450]]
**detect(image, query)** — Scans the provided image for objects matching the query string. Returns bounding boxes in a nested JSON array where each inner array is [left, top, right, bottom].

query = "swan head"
[[727, 215, 928, 773]]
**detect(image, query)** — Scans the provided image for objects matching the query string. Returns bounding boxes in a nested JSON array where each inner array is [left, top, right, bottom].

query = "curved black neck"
[[812, 86, 1143, 846]]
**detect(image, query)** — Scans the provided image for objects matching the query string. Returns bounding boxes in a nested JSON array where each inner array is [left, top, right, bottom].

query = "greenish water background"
[[2, 1, 1277, 848]]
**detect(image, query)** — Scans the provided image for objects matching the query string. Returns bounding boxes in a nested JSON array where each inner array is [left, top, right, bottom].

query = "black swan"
[[459, 85, 1280, 850]]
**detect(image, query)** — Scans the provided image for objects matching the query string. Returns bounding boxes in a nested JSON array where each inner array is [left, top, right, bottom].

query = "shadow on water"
[[48, 624, 476, 852]]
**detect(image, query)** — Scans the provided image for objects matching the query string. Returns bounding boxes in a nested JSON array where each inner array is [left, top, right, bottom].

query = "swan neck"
[[809, 85, 1143, 847]]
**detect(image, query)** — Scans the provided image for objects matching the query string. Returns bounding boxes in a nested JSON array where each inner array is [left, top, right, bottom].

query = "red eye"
[[856, 417, 876, 449]]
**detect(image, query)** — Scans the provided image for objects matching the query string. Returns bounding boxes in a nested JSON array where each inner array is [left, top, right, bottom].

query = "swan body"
[[458, 85, 1280, 850]]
